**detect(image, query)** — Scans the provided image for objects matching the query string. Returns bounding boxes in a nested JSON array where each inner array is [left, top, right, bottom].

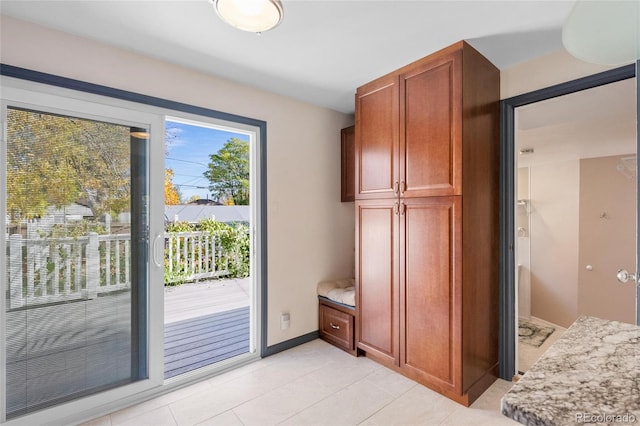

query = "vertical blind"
[[4, 107, 148, 418]]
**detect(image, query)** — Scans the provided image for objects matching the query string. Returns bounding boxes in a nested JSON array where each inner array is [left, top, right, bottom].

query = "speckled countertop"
[[501, 315, 640, 426]]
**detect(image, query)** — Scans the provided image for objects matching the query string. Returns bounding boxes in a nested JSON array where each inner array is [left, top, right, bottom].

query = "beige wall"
[[516, 168, 531, 318], [500, 49, 620, 99], [516, 167, 530, 234], [0, 15, 356, 347], [529, 160, 580, 328], [578, 155, 637, 324]]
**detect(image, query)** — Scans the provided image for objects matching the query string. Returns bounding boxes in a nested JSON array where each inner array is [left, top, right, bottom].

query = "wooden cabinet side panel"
[[355, 76, 399, 199], [399, 197, 462, 392], [356, 200, 399, 364], [400, 52, 462, 198], [460, 42, 501, 390], [341, 125, 355, 202]]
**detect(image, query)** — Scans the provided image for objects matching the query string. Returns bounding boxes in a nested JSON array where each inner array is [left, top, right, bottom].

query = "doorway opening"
[[514, 79, 637, 374], [500, 64, 639, 380], [162, 117, 258, 380], [514, 77, 637, 374]]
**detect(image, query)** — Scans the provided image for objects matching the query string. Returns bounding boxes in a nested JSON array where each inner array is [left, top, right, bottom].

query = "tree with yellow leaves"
[[164, 169, 181, 205]]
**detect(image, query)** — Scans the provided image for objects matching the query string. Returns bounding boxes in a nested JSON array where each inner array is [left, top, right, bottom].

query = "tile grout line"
[[355, 372, 420, 425], [167, 404, 179, 426], [197, 349, 340, 424], [273, 363, 379, 425]]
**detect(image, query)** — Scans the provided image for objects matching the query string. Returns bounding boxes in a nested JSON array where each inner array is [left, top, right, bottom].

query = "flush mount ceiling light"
[[212, 0, 283, 33], [562, 0, 639, 65]]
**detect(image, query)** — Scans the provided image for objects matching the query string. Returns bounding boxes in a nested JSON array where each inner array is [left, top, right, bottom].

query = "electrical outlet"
[[280, 312, 290, 330]]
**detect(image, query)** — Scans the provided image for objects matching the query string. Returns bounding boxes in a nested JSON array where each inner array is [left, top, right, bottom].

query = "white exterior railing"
[[165, 231, 230, 284], [6, 231, 230, 309]]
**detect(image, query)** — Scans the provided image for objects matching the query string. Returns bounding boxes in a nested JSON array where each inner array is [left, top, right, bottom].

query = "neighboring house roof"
[[45, 203, 94, 220], [189, 198, 222, 206], [165, 205, 250, 224]]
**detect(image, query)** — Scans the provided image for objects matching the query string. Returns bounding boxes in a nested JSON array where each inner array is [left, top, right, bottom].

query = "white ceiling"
[[0, 0, 577, 113]]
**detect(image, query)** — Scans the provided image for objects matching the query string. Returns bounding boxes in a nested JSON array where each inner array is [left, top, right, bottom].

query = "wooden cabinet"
[[355, 41, 500, 406], [399, 52, 461, 197], [355, 199, 399, 364], [341, 126, 355, 202], [318, 298, 356, 355], [355, 48, 462, 200], [399, 197, 462, 392], [355, 75, 399, 199]]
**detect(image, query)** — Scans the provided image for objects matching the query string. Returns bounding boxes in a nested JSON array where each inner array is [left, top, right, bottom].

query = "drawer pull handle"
[[330, 323, 340, 330]]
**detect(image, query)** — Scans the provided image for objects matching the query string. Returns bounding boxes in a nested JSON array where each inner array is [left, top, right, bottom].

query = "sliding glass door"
[[1, 73, 264, 424], [1, 83, 164, 422]]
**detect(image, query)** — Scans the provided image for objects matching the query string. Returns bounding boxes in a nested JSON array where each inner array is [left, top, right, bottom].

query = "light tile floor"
[[81, 339, 519, 426]]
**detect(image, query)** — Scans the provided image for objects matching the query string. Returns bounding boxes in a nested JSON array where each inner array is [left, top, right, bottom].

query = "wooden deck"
[[163, 278, 251, 378], [164, 278, 250, 324], [164, 306, 250, 379]]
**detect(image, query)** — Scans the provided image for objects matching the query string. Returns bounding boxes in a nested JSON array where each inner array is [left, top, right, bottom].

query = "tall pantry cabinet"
[[354, 41, 500, 406]]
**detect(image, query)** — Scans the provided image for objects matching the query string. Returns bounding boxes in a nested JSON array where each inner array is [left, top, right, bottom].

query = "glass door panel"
[[3, 106, 149, 419]]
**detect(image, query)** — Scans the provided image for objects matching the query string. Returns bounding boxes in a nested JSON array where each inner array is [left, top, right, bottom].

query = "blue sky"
[[165, 120, 249, 202]]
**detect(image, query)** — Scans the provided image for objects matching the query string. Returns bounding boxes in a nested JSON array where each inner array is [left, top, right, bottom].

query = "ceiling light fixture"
[[212, 0, 283, 33], [562, 0, 639, 65]]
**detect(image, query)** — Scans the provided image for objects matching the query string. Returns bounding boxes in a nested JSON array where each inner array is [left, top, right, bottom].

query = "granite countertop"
[[501, 315, 640, 426]]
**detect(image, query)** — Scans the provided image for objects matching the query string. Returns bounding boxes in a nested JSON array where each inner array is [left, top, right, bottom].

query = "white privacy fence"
[[6, 231, 230, 309]]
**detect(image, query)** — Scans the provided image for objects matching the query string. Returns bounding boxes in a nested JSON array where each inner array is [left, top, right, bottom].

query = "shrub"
[[164, 219, 250, 285]]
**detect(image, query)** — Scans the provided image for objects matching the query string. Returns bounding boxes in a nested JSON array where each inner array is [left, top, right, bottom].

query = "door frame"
[[498, 62, 638, 380]]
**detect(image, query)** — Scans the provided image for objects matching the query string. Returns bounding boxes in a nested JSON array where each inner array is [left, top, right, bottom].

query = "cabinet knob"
[[394, 181, 400, 195], [330, 323, 340, 330]]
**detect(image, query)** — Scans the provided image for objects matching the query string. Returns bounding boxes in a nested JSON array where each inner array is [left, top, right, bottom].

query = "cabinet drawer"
[[319, 304, 354, 351]]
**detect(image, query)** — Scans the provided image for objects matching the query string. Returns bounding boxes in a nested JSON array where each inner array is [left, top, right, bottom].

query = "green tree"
[[6, 108, 131, 225], [203, 137, 249, 205]]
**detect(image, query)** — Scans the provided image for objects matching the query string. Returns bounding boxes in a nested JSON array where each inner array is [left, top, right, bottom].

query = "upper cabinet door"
[[355, 74, 399, 199], [400, 51, 462, 197]]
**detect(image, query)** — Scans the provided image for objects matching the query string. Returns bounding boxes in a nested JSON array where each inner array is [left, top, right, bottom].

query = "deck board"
[[163, 306, 250, 378], [165, 309, 249, 337]]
